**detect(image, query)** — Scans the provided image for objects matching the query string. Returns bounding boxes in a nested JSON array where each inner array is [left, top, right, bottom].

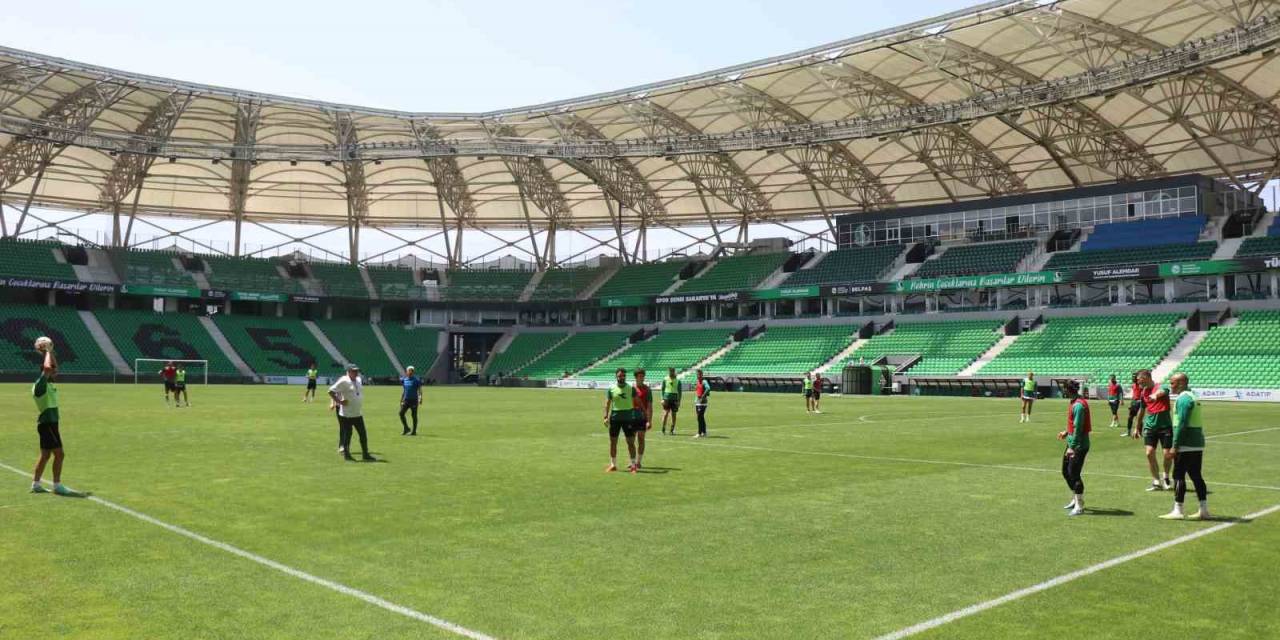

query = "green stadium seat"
[[314, 319, 398, 378], [379, 324, 442, 373], [914, 241, 1037, 278], [676, 252, 789, 294], [1043, 242, 1217, 271], [0, 238, 77, 281], [594, 261, 689, 298], [784, 246, 904, 286], [367, 266, 424, 300], [308, 262, 370, 298], [120, 249, 199, 288], [444, 269, 533, 301], [707, 325, 858, 377], [1175, 310, 1280, 389], [530, 268, 602, 301], [1237, 236, 1280, 258], [213, 315, 340, 377], [580, 328, 732, 380], [519, 331, 631, 379], [845, 320, 1003, 375], [486, 332, 569, 376], [204, 255, 302, 294], [0, 304, 113, 375], [94, 308, 239, 378], [977, 313, 1184, 382]]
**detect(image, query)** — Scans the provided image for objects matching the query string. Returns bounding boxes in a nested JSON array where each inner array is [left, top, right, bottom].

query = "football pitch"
[[1, 384, 1278, 640]]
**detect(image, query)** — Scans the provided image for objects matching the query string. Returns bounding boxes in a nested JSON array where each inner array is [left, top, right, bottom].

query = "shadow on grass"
[[1082, 507, 1133, 517], [637, 466, 681, 474]]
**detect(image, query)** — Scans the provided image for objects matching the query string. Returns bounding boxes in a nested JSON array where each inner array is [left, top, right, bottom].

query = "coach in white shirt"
[[329, 364, 374, 461]]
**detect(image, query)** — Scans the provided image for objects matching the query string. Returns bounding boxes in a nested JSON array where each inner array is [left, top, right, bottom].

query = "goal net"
[[134, 359, 209, 385]]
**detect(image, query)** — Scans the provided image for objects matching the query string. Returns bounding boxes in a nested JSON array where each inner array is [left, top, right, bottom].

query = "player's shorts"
[[662, 395, 680, 412], [307, 379, 317, 390], [1108, 399, 1121, 413], [1020, 393, 1035, 401], [812, 388, 822, 399], [175, 382, 187, 391], [1143, 427, 1174, 449], [630, 416, 648, 435], [1128, 401, 1141, 416], [37, 422, 62, 450], [164, 381, 176, 392], [804, 389, 813, 399], [608, 414, 630, 438]]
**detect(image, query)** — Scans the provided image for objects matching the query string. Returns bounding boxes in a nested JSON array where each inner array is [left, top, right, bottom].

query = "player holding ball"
[[30, 337, 77, 496]]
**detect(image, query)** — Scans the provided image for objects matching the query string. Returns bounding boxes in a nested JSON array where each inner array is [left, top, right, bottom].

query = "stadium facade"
[[0, 0, 1279, 399]]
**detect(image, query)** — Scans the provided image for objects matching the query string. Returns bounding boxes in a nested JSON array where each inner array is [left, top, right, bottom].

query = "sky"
[[3, 0, 1276, 264]]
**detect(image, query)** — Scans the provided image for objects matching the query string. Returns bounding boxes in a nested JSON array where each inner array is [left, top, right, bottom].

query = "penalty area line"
[[873, 502, 1280, 640], [0, 461, 496, 640]]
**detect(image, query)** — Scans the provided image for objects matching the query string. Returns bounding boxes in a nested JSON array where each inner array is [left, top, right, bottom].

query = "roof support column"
[[692, 181, 723, 247], [434, 191, 456, 267], [516, 190, 545, 270], [0, 195, 8, 237], [805, 176, 838, 244], [13, 165, 46, 237], [604, 198, 630, 264]]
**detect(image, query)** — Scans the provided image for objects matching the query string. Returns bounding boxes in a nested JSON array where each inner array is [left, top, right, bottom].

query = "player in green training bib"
[[1019, 372, 1036, 423], [803, 373, 815, 413], [660, 367, 682, 435], [303, 362, 319, 403], [602, 367, 640, 473], [1160, 373, 1210, 520], [30, 340, 76, 496], [174, 364, 190, 407]]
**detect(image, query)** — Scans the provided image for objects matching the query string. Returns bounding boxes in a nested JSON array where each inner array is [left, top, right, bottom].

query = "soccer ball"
[[34, 336, 53, 352]]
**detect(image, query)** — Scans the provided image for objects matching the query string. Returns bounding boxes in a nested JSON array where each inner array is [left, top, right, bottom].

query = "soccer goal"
[[134, 359, 209, 385]]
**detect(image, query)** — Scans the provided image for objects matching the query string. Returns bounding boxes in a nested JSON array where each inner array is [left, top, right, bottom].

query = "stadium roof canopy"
[[0, 0, 1278, 257]]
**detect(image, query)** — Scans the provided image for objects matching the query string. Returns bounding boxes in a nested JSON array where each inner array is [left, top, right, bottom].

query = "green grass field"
[[1, 384, 1278, 639]]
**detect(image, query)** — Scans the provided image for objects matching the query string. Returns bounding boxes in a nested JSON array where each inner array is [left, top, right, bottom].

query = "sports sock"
[[1074, 494, 1083, 509]]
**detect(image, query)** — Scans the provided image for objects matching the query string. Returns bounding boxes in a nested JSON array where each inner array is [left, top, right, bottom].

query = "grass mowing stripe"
[[651, 437, 1280, 492], [1207, 426, 1280, 439], [0, 461, 497, 640], [872, 502, 1280, 640]]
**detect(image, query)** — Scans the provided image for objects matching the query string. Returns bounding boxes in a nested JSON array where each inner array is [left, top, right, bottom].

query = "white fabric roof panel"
[[0, 0, 1277, 231]]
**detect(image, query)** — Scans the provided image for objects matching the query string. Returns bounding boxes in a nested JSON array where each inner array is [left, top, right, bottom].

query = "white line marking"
[[873, 502, 1280, 640], [0, 462, 495, 640], [655, 439, 1280, 492], [1207, 426, 1280, 440]]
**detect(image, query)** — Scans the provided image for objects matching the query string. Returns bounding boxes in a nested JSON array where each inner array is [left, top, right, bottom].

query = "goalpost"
[[134, 359, 210, 385]]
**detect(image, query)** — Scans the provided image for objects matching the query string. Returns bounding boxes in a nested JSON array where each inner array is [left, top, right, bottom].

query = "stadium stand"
[[444, 269, 533, 301], [783, 246, 904, 286], [204, 255, 301, 293], [1044, 242, 1217, 271], [0, 238, 77, 281], [706, 325, 857, 377], [593, 260, 687, 298], [1175, 310, 1280, 389], [367, 266, 423, 300], [379, 323, 442, 373], [485, 332, 568, 375], [846, 320, 1003, 376], [94, 309, 240, 377], [914, 241, 1036, 278], [307, 262, 370, 298], [0, 304, 112, 374], [676, 252, 789, 293], [120, 249, 199, 288], [518, 331, 630, 379], [579, 328, 731, 380], [314, 320, 398, 377], [213, 315, 338, 376], [530, 267, 602, 301], [1237, 235, 1280, 258], [977, 313, 1185, 382], [1080, 216, 1205, 251]]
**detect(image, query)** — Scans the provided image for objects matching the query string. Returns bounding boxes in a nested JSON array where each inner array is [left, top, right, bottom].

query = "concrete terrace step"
[[960, 334, 1019, 377]]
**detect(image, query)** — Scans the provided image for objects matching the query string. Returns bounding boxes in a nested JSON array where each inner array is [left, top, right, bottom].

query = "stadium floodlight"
[[133, 359, 209, 385]]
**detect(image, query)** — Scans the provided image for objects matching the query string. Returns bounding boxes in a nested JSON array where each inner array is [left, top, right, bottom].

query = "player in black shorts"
[[31, 341, 76, 496], [602, 367, 639, 473]]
